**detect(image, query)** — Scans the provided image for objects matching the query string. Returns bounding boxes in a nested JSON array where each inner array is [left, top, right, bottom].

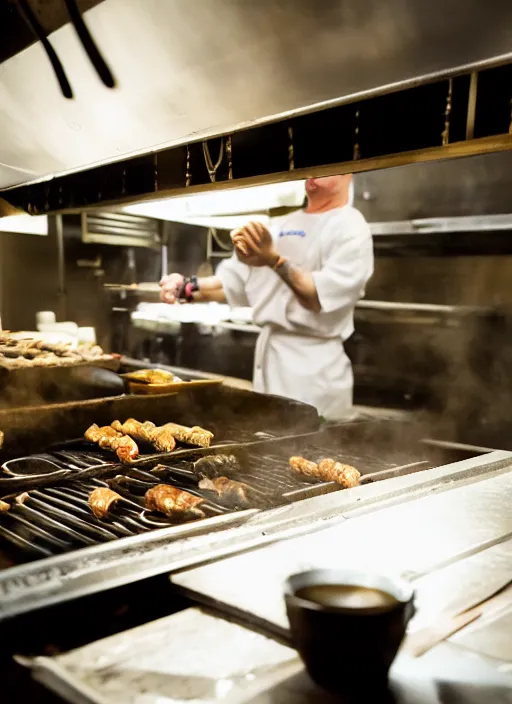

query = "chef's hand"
[[231, 222, 279, 268], [159, 273, 184, 303]]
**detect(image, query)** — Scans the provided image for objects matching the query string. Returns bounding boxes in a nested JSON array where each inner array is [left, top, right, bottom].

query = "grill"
[[0, 387, 315, 562], [0, 474, 233, 560], [0, 424, 435, 562], [0, 387, 456, 620]]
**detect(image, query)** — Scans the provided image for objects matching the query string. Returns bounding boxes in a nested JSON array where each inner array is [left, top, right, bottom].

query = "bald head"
[[305, 175, 352, 213]]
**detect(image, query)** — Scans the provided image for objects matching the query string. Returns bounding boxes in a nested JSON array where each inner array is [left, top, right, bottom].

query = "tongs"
[[14, 0, 116, 99]]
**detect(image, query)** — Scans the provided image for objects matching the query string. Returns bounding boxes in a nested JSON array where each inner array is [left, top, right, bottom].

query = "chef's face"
[[305, 175, 350, 197]]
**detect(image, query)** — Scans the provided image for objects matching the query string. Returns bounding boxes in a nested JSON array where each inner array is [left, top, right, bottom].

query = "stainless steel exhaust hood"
[[1, 0, 512, 213]]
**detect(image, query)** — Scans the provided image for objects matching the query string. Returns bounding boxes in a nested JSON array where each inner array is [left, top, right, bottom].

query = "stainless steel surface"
[[465, 72, 478, 140], [55, 214, 66, 320], [30, 608, 300, 704], [81, 212, 160, 247], [451, 602, 512, 661], [160, 244, 168, 278], [410, 539, 512, 632], [354, 151, 512, 220], [171, 453, 512, 636], [422, 438, 499, 455], [131, 299, 486, 338], [355, 300, 484, 313], [1, 0, 512, 190], [1, 450, 510, 622], [28, 465, 512, 704], [370, 214, 512, 235], [28, 606, 512, 704]]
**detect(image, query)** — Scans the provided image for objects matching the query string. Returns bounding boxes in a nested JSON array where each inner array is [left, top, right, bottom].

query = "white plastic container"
[[77, 327, 97, 345], [36, 311, 56, 327], [38, 322, 78, 335]]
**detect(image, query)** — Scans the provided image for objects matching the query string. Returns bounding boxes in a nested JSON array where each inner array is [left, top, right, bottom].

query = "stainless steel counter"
[[29, 606, 512, 704], [23, 450, 512, 704], [171, 454, 512, 637]]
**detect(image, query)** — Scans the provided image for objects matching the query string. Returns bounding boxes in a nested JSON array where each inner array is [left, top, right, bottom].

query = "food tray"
[[128, 379, 222, 395]]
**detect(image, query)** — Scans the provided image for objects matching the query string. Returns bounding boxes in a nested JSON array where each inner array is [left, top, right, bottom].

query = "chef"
[[160, 175, 374, 419]]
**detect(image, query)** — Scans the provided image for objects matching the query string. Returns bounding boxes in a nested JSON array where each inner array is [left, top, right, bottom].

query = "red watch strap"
[[184, 281, 195, 301]]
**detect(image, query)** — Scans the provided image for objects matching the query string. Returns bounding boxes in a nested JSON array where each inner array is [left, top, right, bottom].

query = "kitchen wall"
[[0, 216, 209, 346], [353, 150, 512, 220], [367, 255, 512, 307], [354, 151, 512, 308], [0, 229, 61, 331]]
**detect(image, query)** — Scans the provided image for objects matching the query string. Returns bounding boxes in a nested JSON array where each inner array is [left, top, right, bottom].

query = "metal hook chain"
[[353, 108, 361, 160], [442, 78, 453, 146], [226, 134, 233, 180], [288, 126, 295, 171], [202, 138, 224, 182], [185, 146, 191, 187]]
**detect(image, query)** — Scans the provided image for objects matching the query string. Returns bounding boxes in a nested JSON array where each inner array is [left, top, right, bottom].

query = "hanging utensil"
[[15, 0, 73, 98], [63, 0, 116, 88]]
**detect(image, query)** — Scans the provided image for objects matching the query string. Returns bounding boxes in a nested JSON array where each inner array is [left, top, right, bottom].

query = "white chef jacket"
[[217, 206, 374, 419]]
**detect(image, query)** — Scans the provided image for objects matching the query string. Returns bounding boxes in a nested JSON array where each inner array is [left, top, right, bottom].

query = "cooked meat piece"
[[161, 422, 214, 448], [289, 456, 321, 479], [112, 419, 177, 452], [85, 423, 139, 463], [112, 419, 155, 444], [289, 456, 360, 488], [317, 459, 361, 488], [0, 430, 4, 449], [106, 435, 139, 463], [193, 454, 239, 478], [199, 476, 249, 504], [150, 425, 178, 452], [0, 335, 111, 367], [145, 484, 204, 518], [88, 487, 122, 519], [0, 499, 10, 512], [127, 369, 177, 384]]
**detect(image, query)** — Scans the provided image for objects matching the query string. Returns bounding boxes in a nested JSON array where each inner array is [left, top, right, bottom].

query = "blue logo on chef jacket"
[[278, 229, 307, 238]]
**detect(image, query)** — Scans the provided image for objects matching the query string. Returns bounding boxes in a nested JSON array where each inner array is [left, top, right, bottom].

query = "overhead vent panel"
[[81, 212, 160, 247], [0, 0, 511, 191]]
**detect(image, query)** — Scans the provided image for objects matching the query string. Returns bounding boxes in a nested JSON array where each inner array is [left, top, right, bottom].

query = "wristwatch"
[[179, 275, 199, 302]]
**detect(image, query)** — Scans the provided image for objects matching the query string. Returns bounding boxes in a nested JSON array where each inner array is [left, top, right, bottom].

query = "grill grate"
[[0, 430, 433, 561]]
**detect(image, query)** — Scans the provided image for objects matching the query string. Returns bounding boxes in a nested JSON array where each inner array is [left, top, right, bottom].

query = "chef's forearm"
[[274, 260, 321, 313], [192, 276, 227, 303]]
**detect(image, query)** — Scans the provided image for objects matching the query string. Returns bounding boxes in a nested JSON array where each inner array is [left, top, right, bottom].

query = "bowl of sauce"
[[285, 568, 414, 698]]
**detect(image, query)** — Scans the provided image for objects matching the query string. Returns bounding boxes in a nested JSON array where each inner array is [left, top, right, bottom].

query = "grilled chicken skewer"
[[160, 422, 214, 448], [289, 456, 360, 488], [111, 419, 213, 451], [85, 424, 139, 463], [145, 484, 204, 518], [0, 499, 10, 512], [88, 487, 122, 519], [198, 476, 249, 504], [112, 419, 177, 452]]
